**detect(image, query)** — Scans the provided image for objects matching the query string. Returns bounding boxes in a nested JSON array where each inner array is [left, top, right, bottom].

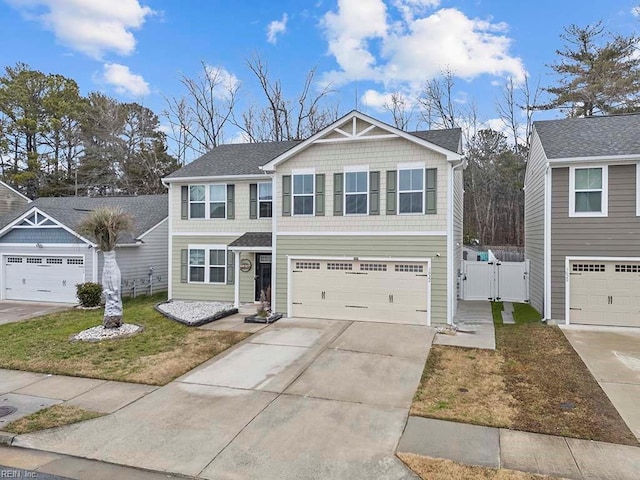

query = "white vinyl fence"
[[461, 258, 530, 303]]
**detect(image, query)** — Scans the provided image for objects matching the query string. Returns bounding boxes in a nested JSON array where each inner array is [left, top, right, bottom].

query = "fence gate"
[[461, 259, 530, 302]]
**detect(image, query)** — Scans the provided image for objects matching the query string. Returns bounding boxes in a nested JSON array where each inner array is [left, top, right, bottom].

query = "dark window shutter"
[[226, 184, 235, 219], [226, 251, 235, 285], [180, 249, 188, 283], [315, 174, 325, 216], [249, 184, 258, 219], [181, 186, 188, 219], [333, 173, 343, 216], [386, 170, 397, 215], [369, 171, 380, 215], [282, 175, 291, 216], [425, 168, 437, 214]]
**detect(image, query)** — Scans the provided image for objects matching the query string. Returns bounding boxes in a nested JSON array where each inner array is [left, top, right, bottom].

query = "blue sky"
[[1, 0, 639, 152]]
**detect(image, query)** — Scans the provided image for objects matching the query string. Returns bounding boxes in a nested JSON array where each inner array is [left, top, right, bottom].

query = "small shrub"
[[76, 282, 103, 307]]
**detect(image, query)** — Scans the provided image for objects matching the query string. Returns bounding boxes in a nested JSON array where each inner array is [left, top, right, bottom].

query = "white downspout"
[[544, 163, 552, 321], [447, 159, 465, 325]]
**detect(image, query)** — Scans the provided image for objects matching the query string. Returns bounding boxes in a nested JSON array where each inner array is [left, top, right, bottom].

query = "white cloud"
[[267, 13, 288, 44], [321, 1, 525, 87], [6, 0, 154, 59], [102, 63, 150, 96], [203, 65, 240, 98], [633, 6, 640, 17]]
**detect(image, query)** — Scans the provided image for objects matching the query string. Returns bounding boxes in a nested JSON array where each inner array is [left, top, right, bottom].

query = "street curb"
[[0, 431, 15, 446]]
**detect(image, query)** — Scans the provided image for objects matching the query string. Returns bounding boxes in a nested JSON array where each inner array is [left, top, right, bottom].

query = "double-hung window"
[[398, 168, 424, 214], [293, 174, 314, 215], [345, 171, 368, 215], [258, 182, 273, 218], [570, 166, 607, 217], [188, 247, 226, 283], [188, 184, 226, 219]]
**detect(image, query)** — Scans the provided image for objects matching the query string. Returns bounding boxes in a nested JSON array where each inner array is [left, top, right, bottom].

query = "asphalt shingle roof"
[[534, 114, 640, 159], [228, 232, 272, 248], [0, 195, 167, 244], [167, 127, 462, 180]]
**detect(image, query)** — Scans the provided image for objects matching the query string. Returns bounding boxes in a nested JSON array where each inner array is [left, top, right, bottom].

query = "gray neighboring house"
[[525, 114, 640, 327], [0, 195, 168, 303], [0, 180, 30, 216]]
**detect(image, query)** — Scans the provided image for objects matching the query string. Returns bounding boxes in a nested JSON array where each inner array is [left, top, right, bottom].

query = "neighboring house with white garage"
[[0, 195, 168, 303], [0, 180, 30, 216], [163, 110, 465, 326], [525, 113, 640, 327]]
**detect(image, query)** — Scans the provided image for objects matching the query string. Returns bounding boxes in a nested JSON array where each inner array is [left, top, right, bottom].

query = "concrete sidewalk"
[[398, 416, 640, 480], [434, 300, 496, 349]]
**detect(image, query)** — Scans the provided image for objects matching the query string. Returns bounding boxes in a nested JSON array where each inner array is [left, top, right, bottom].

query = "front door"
[[255, 253, 272, 301]]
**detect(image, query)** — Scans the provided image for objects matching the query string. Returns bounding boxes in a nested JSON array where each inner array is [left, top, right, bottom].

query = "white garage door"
[[4, 256, 85, 303], [291, 259, 429, 325], [569, 261, 640, 327]]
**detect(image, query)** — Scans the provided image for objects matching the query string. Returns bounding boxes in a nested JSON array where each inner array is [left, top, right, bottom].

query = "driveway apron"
[[15, 318, 435, 479]]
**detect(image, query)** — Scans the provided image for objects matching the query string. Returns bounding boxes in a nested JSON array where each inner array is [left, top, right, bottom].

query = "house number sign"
[[240, 258, 252, 273]]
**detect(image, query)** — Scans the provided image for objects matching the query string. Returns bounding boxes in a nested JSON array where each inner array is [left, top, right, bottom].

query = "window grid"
[[395, 264, 424, 273], [360, 263, 387, 272], [7, 257, 22, 263], [327, 262, 353, 271], [295, 262, 320, 270], [615, 264, 640, 273], [293, 174, 314, 216], [345, 171, 368, 215], [46, 258, 63, 264], [398, 168, 424, 214], [67, 258, 84, 265], [26, 258, 42, 264], [258, 182, 273, 218], [572, 264, 605, 272]]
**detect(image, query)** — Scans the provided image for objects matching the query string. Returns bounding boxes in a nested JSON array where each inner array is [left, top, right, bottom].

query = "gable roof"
[[0, 180, 31, 202], [0, 194, 167, 245], [164, 111, 463, 181], [534, 114, 640, 160]]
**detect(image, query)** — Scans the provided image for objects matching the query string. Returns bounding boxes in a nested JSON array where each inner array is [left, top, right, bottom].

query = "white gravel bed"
[[157, 301, 235, 325], [71, 324, 143, 342]]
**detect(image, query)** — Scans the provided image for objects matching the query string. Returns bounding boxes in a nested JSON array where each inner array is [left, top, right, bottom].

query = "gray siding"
[[524, 131, 547, 315], [453, 166, 464, 302], [275, 235, 448, 324], [98, 220, 169, 297], [550, 165, 640, 320], [0, 228, 84, 244], [0, 185, 28, 217]]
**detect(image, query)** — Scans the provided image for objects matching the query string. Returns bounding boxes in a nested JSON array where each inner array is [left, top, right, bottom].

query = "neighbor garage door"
[[291, 259, 429, 325], [569, 260, 640, 327], [4, 256, 84, 303]]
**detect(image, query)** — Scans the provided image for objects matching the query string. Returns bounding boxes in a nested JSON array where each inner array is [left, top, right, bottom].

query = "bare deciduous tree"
[[497, 74, 542, 150], [382, 92, 414, 130]]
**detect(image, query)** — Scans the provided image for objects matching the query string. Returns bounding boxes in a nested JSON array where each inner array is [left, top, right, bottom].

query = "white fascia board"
[[0, 206, 96, 246], [0, 180, 30, 202], [261, 110, 462, 171], [547, 154, 640, 165], [162, 174, 271, 183], [277, 231, 447, 236], [228, 246, 272, 252]]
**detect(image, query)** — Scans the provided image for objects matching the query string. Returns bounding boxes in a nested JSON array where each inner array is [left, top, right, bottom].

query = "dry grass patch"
[[4, 405, 104, 434], [411, 345, 516, 427], [398, 453, 560, 480], [0, 294, 250, 385]]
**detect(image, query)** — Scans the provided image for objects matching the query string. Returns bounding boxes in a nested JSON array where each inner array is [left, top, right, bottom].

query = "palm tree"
[[79, 207, 133, 328]]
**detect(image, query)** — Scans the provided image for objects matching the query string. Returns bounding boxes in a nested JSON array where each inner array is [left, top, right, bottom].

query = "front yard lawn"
[[4, 405, 104, 434], [0, 294, 250, 385], [411, 302, 638, 446]]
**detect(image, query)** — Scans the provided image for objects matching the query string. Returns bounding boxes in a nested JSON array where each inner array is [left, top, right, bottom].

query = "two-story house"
[[163, 111, 464, 325], [525, 114, 640, 328]]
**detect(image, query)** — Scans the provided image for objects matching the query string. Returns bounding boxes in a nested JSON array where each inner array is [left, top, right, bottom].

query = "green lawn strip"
[[511, 303, 542, 324], [0, 293, 250, 385], [491, 301, 504, 326], [4, 404, 104, 434]]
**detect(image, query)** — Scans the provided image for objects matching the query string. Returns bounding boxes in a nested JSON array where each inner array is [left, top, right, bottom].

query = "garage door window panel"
[[293, 174, 314, 215], [398, 169, 424, 214], [345, 171, 368, 215], [570, 166, 607, 217]]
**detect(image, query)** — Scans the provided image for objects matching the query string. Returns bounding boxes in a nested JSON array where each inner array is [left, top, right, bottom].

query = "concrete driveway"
[[562, 326, 640, 441], [15, 317, 435, 479], [0, 302, 73, 326]]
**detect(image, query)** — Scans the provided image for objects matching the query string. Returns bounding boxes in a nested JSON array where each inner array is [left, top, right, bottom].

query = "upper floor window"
[[570, 166, 607, 217], [258, 182, 273, 218], [189, 184, 226, 219], [293, 174, 314, 215], [188, 247, 226, 283], [345, 171, 368, 215], [398, 168, 424, 214]]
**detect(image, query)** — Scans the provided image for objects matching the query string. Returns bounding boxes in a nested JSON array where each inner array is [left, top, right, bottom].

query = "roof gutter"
[[162, 173, 272, 183]]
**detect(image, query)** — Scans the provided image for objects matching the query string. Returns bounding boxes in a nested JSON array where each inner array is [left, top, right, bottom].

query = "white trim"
[[272, 176, 278, 312], [0, 243, 91, 248], [544, 164, 552, 321], [167, 186, 173, 299], [234, 252, 240, 308], [138, 217, 168, 239], [343, 164, 369, 172], [564, 255, 640, 326], [92, 248, 99, 283], [397, 167, 425, 215], [277, 231, 447, 236], [172, 232, 244, 237], [291, 168, 316, 175], [313, 134, 399, 144], [163, 174, 270, 183], [0, 207, 95, 246], [568, 165, 608, 217], [186, 244, 228, 284], [548, 154, 640, 164], [448, 160, 465, 325], [397, 162, 426, 170], [637, 163, 640, 217], [261, 111, 462, 171], [344, 170, 369, 216], [257, 182, 273, 219], [292, 172, 315, 216], [286, 254, 432, 326], [0, 180, 30, 202], [228, 246, 273, 252]]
